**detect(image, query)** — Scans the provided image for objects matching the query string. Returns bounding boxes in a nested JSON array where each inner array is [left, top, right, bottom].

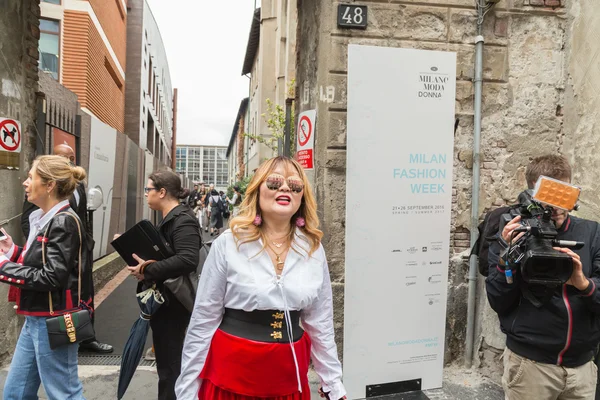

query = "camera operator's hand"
[[553, 247, 589, 291], [502, 215, 525, 244]]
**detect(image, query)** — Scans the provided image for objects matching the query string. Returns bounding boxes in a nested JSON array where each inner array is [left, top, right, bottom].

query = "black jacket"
[[143, 205, 201, 283], [188, 190, 199, 208], [486, 215, 600, 367], [0, 206, 93, 316]]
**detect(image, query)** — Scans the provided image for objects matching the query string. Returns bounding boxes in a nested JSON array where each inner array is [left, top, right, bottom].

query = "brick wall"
[[63, 10, 125, 133], [88, 0, 127, 70]]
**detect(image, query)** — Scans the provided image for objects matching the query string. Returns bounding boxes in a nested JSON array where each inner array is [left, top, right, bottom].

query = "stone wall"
[[296, 0, 569, 375], [563, 0, 600, 222], [0, 0, 40, 365]]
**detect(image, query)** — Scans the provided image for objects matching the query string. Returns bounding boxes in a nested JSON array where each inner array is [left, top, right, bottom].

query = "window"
[[39, 19, 60, 80], [105, 57, 123, 90], [115, 0, 125, 20], [148, 59, 152, 96]]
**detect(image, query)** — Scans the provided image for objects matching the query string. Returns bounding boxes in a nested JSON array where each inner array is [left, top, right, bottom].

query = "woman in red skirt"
[[175, 156, 346, 400]]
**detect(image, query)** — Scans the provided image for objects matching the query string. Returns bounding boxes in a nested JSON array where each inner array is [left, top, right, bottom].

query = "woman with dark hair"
[[126, 170, 201, 400]]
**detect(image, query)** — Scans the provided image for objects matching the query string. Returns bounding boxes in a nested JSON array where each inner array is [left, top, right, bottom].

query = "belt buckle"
[[270, 311, 285, 341]]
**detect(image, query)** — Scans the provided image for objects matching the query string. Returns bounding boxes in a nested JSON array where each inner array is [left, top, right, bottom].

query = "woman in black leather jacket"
[[0, 155, 89, 400], [126, 170, 201, 400]]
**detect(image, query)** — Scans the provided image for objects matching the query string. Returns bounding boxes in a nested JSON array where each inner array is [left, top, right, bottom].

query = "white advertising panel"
[[344, 45, 457, 398], [88, 116, 117, 260]]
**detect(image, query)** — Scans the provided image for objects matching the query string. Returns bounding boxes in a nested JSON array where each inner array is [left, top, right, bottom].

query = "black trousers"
[[150, 292, 191, 400]]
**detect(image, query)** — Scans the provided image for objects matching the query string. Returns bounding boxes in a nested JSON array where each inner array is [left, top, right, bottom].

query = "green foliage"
[[243, 80, 296, 156], [227, 175, 253, 202]]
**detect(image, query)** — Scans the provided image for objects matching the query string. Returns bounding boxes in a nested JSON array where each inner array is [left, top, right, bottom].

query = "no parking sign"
[[296, 110, 316, 170], [0, 118, 22, 153]]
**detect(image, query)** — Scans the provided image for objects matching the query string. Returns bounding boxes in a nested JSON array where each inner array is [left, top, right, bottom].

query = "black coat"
[[143, 205, 201, 283], [487, 215, 600, 367], [0, 206, 93, 316]]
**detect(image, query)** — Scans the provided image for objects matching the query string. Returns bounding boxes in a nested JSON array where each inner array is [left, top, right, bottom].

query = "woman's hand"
[[0, 228, 14, 254], [128, 253, 146, 281], [113, 233, 122, 241]]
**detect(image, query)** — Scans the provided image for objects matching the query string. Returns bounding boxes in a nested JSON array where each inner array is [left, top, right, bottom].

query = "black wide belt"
[[219, 308, 304, 343]]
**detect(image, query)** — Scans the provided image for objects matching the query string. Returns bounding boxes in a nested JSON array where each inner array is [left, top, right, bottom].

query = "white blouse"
[[175, 229, 346, 400]]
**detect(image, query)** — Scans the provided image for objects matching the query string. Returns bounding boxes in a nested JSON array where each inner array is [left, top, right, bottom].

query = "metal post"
[[465, 24, 485, 368], [284, 98, 293, 157], [35, 97, 46, 156], [278, 137, 283, 156]]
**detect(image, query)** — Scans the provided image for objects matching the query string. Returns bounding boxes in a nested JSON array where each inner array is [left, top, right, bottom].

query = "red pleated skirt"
[[198, 329, 312, 399]]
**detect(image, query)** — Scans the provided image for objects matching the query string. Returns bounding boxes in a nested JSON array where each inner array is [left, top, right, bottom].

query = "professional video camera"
[[499, 176, 584, 286]]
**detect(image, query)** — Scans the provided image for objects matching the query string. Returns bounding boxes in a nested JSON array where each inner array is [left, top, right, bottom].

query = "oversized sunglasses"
[[265, 174, 304, 193]]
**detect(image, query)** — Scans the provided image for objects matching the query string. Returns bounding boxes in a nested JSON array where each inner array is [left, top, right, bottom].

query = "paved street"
[[0, 220, 506, 399], [0, 363, 504, 399]]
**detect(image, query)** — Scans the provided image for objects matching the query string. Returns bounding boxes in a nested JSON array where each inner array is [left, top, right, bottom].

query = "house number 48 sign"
[[337, 5, 368, 29]]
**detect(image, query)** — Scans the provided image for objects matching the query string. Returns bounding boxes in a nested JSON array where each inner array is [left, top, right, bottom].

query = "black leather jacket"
[[0, 206, 93, 316]]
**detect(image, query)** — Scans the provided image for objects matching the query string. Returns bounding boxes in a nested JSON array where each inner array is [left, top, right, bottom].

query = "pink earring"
[[253, 214, 262, 226], [295, 217, 305, 227]]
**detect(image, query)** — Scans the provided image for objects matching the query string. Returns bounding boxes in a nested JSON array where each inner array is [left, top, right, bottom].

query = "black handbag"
[[44, 212, 95, 350]]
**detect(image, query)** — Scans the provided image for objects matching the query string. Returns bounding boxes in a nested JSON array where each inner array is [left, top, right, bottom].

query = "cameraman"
[[486, 154, 600, 400]]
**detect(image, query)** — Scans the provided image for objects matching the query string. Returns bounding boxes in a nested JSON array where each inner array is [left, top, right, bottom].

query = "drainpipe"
[[465, 7, 486, 369]]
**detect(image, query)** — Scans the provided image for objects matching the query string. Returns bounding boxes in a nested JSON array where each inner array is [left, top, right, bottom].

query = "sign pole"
[[284, 98, 293, 157]]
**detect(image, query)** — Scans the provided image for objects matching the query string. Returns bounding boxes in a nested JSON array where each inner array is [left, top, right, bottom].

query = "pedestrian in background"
[[124, 170, 201, 400], [219, 191, 230, 220], [202, 184, 214, 233], [196, 183, 208, 231], [0, 155, 90, 399], [188, 184, 200, 209], [175, 156, 347, 400], [226, 185, 243, 217], [208, 188, 224, 236]]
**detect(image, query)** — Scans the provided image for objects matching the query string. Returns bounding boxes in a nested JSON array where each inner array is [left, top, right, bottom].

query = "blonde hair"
[[229, 156, 323, 255], [33, 155, 86, 200]]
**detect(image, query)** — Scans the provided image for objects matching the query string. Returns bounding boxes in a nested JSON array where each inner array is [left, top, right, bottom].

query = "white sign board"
[[0, 118, 22, 153], [344, 45, 456, 398], [88, 115, 117, 260], [296, 109, 315, 170]]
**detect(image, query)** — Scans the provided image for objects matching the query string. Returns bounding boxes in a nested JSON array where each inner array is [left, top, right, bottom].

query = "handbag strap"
[[41, 211, 83, 315]]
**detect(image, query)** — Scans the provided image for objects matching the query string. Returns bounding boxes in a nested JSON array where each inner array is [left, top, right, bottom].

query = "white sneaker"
[[145, 347, 155, 361]]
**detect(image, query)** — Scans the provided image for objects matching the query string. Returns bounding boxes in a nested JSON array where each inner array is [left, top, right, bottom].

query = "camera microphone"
[[553, 240, 585, 250]]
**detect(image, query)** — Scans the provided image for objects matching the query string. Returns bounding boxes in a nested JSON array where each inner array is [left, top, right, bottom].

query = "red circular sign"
[[298, 115, 312, 147], [0, 119, 21, 152]]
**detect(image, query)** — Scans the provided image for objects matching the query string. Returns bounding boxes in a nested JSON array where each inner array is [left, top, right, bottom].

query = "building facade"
[[175, 145, 229, 191], [124, 0, 174, 168], [0, 0, 42, 363], [241, 1, 297, 175], [40, 0, 127, 132], [227, 98, 249, 185], [295, 0, 598, 382]]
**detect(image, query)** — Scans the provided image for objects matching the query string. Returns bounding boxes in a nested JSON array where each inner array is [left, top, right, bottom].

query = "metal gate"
[[36, 98, 81, 159]]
